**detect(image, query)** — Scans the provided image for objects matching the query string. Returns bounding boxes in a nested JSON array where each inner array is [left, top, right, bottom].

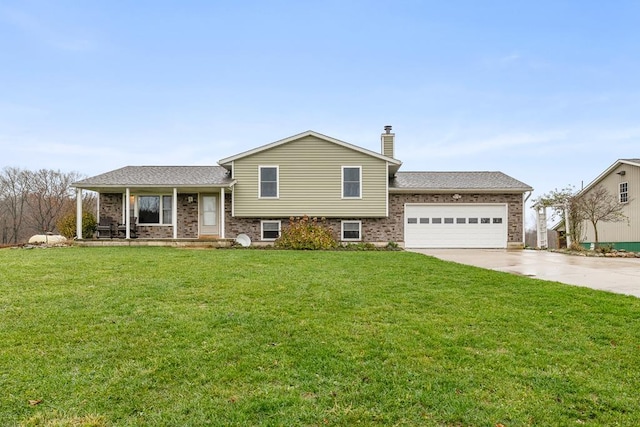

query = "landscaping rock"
[[28, 235, 67, 245]]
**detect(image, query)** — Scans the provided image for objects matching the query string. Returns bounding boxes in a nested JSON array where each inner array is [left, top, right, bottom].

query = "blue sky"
[[2, 0, 639, 219]]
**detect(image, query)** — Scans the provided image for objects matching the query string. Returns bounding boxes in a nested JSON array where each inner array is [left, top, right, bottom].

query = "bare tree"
[[0, 167, 30, 243], [575, 185, 627, 248], [25, 169, 83, 234]]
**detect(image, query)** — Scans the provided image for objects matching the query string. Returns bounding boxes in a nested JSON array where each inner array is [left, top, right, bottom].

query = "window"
[[481, 218, 490, 224], [259, 166, 278, 198], [456, 218, 466, 224], [444, 218, 454, 224], [469, 218, 479, 224], [419, 218, 429, 224], [162, 195, 172, 224], [620, 182, 628, 203], [493, 218, 503, 224], [342, 166, 361, 198], [138, 195, 173, 225], [432, 218, 442, 224], [342, 221, 361, 241], [261, 221, 281, 240], [407, 217, 418, 224]]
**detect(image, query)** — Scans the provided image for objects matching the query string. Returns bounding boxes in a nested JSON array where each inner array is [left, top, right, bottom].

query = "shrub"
[[57, 211, 97, 239], [275, 216, 338, 250], [596, 243, 615, 254], [339, 242, 378, 251], [386, 241, 400, 250]]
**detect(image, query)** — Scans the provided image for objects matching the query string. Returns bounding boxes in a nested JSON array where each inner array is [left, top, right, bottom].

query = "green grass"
[[1, 247, 639, 426]]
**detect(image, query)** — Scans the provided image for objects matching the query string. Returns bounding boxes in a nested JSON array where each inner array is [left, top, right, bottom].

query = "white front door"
[[200, 194, 218, 236]]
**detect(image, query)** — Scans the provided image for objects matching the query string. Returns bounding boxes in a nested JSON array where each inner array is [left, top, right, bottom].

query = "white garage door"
[[405, 204, 507, 248]]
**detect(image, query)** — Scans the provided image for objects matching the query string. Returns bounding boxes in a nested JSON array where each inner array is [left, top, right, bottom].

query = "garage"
[[404, 204, 507, 248]]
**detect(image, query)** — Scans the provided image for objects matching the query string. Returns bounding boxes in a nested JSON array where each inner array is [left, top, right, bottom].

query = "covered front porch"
[[75, 186, 232, 241], [73, 165, 235, 241]]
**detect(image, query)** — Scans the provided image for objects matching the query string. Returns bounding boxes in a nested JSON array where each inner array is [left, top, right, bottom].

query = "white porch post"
[[125, 188, 131, 239], [220, 187, 225, 238], [173, 188, 178, 239], [76, 188, 83, 239], [536, 206, 548, 249]]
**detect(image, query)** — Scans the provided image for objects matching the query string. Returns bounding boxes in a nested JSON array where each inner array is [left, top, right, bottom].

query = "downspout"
[[523, 190, 532, 247]]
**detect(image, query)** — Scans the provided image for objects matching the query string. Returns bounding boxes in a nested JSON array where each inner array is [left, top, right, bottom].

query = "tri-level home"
[[73, 126, 533, 248]]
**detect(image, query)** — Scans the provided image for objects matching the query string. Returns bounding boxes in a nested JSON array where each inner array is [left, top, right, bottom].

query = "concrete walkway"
[[409, 249, 640, 298]]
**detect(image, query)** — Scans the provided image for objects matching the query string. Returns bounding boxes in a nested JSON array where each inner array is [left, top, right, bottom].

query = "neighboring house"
[[73, 127, 533, 248], [575, 158, 640, 251]]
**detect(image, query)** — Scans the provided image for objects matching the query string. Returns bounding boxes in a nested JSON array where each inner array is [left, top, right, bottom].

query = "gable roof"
[[218, 130, 402, 173], [578, 158, 640, 195], [73, 166, 233, 191], [390, 171, 533, 193]]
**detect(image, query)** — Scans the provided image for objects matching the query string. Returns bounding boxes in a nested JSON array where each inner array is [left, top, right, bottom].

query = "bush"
[[275, 216, 338, 250], [596, 243, 615, 254], [339, 242, 378, 251], [57, 211, 97, 239]]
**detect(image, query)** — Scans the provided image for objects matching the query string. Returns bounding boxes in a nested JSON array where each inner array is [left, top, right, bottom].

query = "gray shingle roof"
[[390, 171, 532, 192], [74, 166, 233, 188], [621, 158, 640, 164]]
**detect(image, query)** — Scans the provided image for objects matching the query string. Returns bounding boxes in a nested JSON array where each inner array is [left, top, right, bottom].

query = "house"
[[574, 158, 640, 251], [72, 127, 533, 248]]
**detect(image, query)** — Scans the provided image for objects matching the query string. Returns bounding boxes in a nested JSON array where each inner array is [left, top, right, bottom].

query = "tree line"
[[0, 167, 95, 244]]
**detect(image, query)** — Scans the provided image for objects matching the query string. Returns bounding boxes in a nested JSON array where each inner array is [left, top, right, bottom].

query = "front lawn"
[[1, 247, 638, 426]]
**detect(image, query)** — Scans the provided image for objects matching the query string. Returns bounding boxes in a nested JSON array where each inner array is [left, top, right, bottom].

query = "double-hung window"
[[138, 195, 172, 224], [259, 166, 279, 198], [342, 166, 361, 198], [261, 220, 281, 240], [620, 182, 628, 203], [342, 221, 361, 241]]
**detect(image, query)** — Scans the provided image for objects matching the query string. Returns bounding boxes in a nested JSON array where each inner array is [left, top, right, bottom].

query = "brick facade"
[[99, 192, 200, 239], [224, 192, 525, 246], [101, 191, 524, 246]]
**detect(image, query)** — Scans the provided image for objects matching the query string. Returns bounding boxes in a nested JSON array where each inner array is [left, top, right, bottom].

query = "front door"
[[199, 194, 218, 236]]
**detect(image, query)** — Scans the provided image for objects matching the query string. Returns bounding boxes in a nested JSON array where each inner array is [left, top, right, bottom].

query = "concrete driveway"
[[409, 249, 640, 298]]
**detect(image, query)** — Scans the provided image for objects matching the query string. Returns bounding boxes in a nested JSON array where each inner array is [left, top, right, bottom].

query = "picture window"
[[138, 195, 172, 225]]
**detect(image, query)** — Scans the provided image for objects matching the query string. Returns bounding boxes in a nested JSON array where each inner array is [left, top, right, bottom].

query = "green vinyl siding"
[[232, 135, 388, 217], [580, 242, 640, 252]]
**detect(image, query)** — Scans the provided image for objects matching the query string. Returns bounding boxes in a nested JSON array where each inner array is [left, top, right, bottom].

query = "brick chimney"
[[381, 125, 394, 158]]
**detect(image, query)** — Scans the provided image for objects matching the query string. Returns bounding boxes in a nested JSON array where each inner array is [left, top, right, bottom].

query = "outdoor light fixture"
[[188, 196, 194, 203], [452, 194, 462, 200]]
